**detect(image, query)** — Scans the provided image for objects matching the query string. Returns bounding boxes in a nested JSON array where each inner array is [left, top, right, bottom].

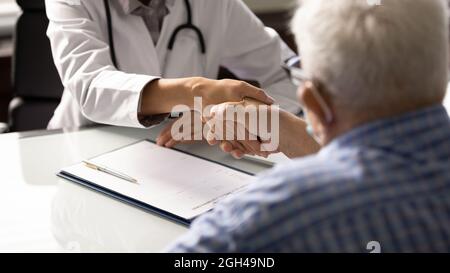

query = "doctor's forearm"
[[139, 78, 197, 116], [139, 77, 274, 116]]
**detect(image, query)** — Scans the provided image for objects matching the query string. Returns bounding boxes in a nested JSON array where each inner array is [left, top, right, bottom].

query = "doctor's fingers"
[[160, 129, 201, 148], [156, 120, 174, 146], [219, 141, 246, 159], [231, 81, 275, 105], [156, 120, 191, 148], [157, 112, 204, 147], [205, 125, 219, 146]]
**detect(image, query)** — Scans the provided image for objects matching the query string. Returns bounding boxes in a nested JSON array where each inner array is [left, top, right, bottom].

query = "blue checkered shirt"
[[167, 105, 450, 253]]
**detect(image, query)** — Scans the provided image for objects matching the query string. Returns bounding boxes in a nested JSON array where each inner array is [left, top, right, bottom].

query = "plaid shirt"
[[167, 105, 450, 253]]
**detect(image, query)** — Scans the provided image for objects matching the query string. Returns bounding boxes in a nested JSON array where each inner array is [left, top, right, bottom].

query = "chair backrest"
[[9, 0, 63, 132]]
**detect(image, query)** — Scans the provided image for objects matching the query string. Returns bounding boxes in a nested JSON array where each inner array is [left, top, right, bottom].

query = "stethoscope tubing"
[[103, 0, 206, 69]]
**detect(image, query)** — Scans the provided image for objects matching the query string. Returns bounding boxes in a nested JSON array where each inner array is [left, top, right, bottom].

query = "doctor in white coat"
[[45, 0, 300, 148]]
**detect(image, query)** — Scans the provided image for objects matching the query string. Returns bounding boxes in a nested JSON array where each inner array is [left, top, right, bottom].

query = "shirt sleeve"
[[45, 0, 160, 128], [220, 0, 301, 113]]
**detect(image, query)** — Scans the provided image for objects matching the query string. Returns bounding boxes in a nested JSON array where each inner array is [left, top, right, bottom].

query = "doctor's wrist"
[[187, 77, 274, 109], [185, 77, 206, 107], [140, 78, 196, 115]]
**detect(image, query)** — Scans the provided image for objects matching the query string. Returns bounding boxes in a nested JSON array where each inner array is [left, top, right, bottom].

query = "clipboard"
[[57, 140, 254, 227]]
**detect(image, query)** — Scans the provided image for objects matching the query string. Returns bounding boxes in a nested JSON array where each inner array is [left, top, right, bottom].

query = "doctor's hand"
[[189, 78, 275, 108], [140, 77, 274, 119]]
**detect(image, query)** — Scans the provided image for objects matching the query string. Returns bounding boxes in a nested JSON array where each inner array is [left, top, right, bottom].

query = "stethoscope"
[[103, 0, 206, 68]]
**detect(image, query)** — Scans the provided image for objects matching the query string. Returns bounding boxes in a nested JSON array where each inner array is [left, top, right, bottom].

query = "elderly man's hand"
[[156, 109, 264, 158], [204, 98, 280, 159]]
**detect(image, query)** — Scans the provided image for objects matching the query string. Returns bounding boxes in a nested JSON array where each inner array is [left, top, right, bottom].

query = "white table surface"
[[0, 124, 270, 253]]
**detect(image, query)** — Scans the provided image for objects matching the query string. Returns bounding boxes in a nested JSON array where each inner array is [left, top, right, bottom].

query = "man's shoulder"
[[257, 150, 357, 189], [245, 147, 382, 209]]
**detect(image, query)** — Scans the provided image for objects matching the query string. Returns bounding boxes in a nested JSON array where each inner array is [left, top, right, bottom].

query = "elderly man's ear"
[[298, 82, 335, 143]]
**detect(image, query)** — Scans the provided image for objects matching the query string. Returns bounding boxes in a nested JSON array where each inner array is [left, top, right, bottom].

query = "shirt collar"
[[118, 0, 175, 15], [323, 104, 450, 150]]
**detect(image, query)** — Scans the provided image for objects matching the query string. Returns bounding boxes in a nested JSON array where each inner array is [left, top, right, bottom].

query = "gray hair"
[[292, 0, 449, 110]]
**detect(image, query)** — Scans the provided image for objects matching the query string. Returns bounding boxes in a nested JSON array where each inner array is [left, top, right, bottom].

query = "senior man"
[[166, 0, 450, 252]]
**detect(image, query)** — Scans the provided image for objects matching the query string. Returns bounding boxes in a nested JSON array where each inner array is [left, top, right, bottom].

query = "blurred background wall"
[[0, 0, 18, 125]]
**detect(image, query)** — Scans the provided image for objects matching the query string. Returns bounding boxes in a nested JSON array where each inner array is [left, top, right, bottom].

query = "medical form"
[[58, 141, 254, 224]]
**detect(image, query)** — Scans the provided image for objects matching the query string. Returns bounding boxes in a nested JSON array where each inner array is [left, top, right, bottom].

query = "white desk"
[[0, 125, 270, 253]]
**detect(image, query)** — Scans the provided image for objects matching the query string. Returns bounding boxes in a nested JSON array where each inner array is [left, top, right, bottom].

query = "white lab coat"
[[45, 0, 300, 129]]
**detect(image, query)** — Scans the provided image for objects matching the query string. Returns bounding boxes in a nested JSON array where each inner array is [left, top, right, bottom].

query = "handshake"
[[205, 98, 281, 159], [156, 79, 320, 159]]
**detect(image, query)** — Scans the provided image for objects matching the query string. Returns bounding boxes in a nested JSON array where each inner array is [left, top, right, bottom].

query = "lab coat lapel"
[[113, 12, 162, 75], [156, 2, 205, 78], [155, 1, 178, 76], [137, 18, 162, 75]]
